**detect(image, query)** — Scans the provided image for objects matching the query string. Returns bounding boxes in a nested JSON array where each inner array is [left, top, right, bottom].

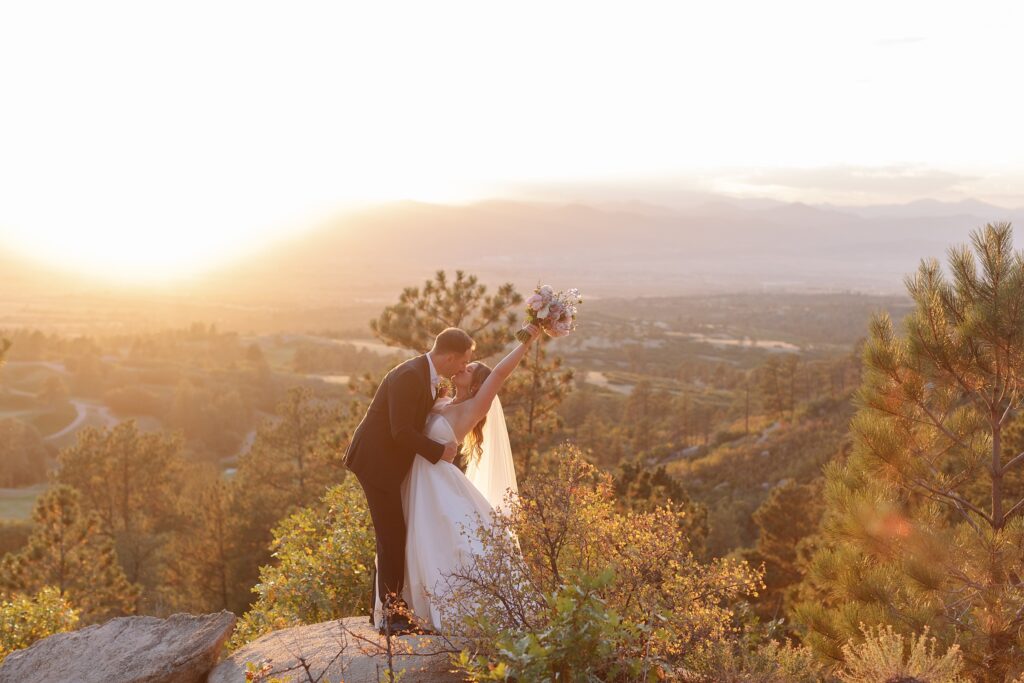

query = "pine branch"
[[1002, 496, 1024, 523], [910, 477, 992, 528], [1003, 449, 1024, 474]]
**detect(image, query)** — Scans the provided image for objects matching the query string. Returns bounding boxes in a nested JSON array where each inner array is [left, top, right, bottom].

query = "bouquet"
[[516, 285, 583, 342]]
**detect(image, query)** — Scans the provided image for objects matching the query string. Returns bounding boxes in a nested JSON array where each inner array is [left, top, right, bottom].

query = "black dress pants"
[[356, 474, 406, 620]]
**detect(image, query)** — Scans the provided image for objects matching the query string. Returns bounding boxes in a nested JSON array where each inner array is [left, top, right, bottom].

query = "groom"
[[344, 327, 473, 635]]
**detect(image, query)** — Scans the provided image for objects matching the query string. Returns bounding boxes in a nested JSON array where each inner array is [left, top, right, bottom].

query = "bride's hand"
[[521, 323, 541, 344]]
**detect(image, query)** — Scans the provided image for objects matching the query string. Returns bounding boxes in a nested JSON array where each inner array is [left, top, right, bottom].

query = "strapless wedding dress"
[[378, 411, 496, 632]]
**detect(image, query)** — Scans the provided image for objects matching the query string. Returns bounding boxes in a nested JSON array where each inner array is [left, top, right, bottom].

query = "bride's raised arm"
[[465, 324, 541, 421]]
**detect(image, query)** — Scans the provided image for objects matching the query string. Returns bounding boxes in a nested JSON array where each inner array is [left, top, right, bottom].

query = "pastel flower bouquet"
[[515, 285, 583, 342]]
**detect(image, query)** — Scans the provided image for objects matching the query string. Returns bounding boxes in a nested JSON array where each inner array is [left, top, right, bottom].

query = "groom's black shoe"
[[379, 613, 419, 637], [379, 598, 419, 637]]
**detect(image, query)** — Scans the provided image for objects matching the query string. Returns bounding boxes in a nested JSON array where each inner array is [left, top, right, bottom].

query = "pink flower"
[[527, 294, 545, 311]]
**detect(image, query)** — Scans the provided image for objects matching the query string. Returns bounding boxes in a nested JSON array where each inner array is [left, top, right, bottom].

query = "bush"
[[229, 476, 375, 649], [455, 569, 663, 682], [439, 443, 763, 679], [837, 625, 965, 683], [0, 587, 79, 663], [699, 639, 829, 683]]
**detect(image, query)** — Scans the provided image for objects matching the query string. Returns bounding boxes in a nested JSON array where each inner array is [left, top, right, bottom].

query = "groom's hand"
[[441, 441, 459, 463]]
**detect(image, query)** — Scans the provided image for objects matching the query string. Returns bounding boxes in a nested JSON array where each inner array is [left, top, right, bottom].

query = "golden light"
[[1, 1, 1022, 282]]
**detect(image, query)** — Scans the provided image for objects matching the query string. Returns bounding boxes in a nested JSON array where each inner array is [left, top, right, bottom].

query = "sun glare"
[[2, 1, 1023, 281]]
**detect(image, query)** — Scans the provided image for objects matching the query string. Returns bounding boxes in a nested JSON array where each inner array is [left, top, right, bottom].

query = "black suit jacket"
[[344, 354, 446, 490]]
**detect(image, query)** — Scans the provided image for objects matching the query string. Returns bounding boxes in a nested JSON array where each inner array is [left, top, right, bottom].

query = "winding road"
[[45, 400, 117, 441]]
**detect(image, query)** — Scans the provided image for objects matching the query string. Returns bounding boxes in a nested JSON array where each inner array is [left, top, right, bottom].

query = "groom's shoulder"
[[389, 354, 425, 377]]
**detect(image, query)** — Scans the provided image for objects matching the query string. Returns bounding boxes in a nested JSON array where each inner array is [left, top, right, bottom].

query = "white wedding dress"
[[373, 397, 518, 632]]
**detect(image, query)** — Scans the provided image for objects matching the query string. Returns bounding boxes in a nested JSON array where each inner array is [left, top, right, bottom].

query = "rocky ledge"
[[0, 611, 236, 683], [209, 617, 465, 683]]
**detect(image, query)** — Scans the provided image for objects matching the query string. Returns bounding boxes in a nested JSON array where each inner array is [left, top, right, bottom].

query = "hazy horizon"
[[2, 1, 1024, 282]]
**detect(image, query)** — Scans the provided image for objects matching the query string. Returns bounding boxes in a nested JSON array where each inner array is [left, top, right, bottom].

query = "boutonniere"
[[436, 377, 455, 398]]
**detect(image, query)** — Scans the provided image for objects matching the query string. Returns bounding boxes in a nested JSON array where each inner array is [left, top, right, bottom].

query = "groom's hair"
[[432, 327, 475, 355]]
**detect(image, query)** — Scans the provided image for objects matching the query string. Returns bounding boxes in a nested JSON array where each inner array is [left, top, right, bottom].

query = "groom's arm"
[[388, 370, 446, 464]]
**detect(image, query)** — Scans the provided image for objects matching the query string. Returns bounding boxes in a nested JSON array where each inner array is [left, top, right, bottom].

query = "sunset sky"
[[1, 1, 1022, 281]]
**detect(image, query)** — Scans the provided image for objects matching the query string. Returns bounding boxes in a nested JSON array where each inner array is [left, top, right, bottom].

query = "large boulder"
[[0, 611, 236, 683], [208, 617, 465, 683]]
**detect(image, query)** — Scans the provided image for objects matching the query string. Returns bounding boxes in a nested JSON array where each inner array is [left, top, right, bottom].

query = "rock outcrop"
[[208, 617, 465, 683], [0, 611, 236, 683]]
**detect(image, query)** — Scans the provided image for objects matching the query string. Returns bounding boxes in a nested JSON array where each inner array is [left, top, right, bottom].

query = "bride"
[[375, 323, 541, 634]]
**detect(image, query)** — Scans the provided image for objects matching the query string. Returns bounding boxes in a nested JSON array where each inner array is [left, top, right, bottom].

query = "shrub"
[[439, 443, 763, 679], [0, 587, 79, 663], [230, 476, 375, 649], [455, 569, 662, 682], [837, 625, 965, 683]]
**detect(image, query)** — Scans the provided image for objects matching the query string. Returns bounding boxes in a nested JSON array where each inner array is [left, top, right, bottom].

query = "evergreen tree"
[[368, 270, 573, 479], [55, 421, 186, 612], [758, 357, 786, 421], [163, 470, 246, 613], [230, 387, 358, 602], [625, 380, 654, 453], [797, 224, 1024, 681], [371, 269, 522, 357], [501, 339, 574, 478], [0, 419, 48, 487], [0, 485, 137, 623], [745, 479, 823, 622], [612, 460, 709, 555]]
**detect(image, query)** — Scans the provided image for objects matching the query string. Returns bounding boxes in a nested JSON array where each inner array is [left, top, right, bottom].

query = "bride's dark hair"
[[461, 362, 492, 462]]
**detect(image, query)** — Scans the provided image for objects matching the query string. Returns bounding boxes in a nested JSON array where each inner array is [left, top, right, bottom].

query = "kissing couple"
[[344, 322, 544, 636]]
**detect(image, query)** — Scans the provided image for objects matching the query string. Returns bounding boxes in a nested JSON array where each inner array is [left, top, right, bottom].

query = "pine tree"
[[231, 386, 358, 601], [758, 357, 786, 422], [163, 469, 246, 613], [501, 340, 574, 478], [370, 270, 522, 357], [55, 421, 186, 612], [625, 380, 654, 452], [745, 479, 823, 621], [367, 270, 573, 479], [0, 485, 137, 624], [0, 418, 48, 487], [796, 223, 1024, 681]]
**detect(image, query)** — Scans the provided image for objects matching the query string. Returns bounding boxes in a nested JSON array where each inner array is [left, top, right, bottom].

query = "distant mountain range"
[[4, 196, 1022, 305]]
